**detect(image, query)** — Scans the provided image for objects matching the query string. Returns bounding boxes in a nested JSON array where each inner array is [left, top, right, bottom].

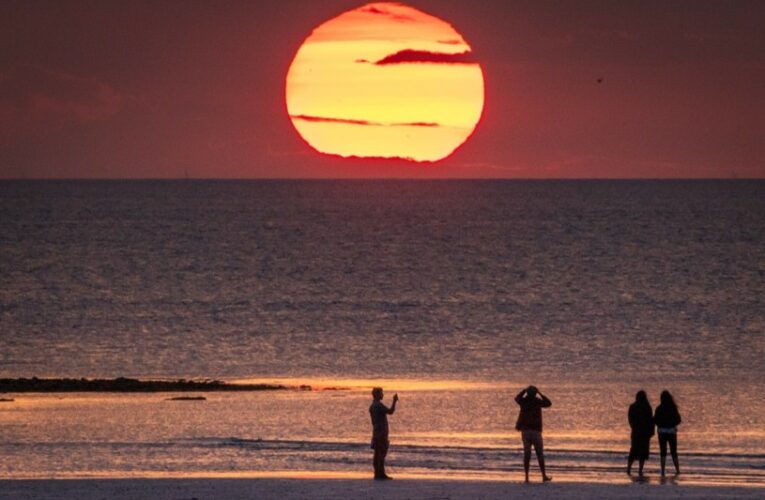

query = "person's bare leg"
[[523, 437, 531, 483], [638, 458, 645, 477], [670, 435, 680, 474], [539, 456, 551, 482], [659, 434, 668, 476], [535, 436, 552, 481], [627, 456, 634, 475], [377, 441, 391, 479], [373, 447, 383, 478]]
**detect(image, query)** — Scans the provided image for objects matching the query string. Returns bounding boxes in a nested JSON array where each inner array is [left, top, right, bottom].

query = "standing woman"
[[654, 390, 682, 476], [627, 390, 654, 477]]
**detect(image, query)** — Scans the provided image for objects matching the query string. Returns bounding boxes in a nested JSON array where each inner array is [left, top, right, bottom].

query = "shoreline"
[[0, 377, 292, 393], [1, 477, 763, 500]]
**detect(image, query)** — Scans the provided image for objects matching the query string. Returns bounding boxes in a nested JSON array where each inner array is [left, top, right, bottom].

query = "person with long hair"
[[654, 390, 682, 476], [627, 390, 654, 477]]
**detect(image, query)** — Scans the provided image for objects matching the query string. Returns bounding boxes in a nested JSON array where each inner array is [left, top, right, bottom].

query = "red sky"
[[1, 0, 763, 179]]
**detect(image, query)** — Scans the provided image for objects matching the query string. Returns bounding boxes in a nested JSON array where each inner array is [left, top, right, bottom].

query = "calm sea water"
[[1, 180, 764, 484]]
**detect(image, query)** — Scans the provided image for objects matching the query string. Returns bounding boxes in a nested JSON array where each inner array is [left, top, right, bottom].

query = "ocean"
[[1, 180, 764, 484]]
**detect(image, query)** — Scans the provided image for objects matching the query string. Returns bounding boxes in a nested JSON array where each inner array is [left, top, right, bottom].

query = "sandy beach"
[[2, 477, 763, 500]]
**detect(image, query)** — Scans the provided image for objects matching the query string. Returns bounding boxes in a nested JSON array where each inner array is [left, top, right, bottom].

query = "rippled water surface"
[[1, 388, 764, 484], [1, 180, 763, 481]]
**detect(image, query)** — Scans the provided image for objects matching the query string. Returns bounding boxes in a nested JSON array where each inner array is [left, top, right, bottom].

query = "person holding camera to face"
[[515, 385, 553, 483]]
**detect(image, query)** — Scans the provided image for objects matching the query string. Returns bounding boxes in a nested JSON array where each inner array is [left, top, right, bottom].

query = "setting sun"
[[285, 2, 485, 162]]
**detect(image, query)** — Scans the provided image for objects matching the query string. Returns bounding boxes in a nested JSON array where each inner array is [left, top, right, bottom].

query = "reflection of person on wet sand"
[[369, 387, 398, 480], [515, 385, 552, 483], [627, 390, 654, 477]]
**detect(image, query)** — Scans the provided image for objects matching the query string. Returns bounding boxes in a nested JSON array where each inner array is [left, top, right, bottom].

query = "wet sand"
[[1, 477, 762, 500]]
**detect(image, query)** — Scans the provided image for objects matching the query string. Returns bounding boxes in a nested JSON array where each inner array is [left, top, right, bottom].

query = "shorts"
[[521, 430, 544, 454]]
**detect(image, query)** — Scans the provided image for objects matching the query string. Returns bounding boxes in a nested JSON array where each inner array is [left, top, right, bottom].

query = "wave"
[[199, 437, 765, 461], [10, 436, 764, 463], [8, 437, 765, 465], [172, 437, 765, 478]]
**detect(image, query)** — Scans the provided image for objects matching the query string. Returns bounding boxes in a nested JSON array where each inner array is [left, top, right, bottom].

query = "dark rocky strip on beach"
[[0, 377, 289, 393]]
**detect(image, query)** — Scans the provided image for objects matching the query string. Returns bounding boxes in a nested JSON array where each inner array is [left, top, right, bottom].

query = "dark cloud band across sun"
[[290, 114, 440, 128], [359, 5, 415, 21], [373, 49, 476, 65]]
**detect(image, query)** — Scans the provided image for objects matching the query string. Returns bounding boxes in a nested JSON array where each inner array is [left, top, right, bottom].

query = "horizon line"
[[0, 177, 762, 182]]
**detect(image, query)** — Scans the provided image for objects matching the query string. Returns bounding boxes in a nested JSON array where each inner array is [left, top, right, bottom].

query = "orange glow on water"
[[231, 377, 506, 392], [285, 2, 485, 162]]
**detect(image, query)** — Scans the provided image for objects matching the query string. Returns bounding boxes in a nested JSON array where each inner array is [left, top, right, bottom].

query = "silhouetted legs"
[[628, 433, 650, 477], [522, 430, 551, 483], [659, 433, 679, 475], [627, 455, 646, 476], [373, 438, 390, 479]]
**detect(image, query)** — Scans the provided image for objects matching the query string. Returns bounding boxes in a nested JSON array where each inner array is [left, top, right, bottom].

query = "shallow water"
[[0, 388, 763, 485], [0, 180, 763, 481]]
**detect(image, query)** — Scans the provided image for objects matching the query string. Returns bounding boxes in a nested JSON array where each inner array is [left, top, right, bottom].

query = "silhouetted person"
[[369, 387, 398, 480], [627, 390, 654, 477], [515, 385, 552, 483], [654, 390, 682, 476]]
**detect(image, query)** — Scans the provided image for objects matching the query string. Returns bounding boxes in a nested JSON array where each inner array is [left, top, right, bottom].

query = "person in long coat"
[[627, 390, 654, 477]]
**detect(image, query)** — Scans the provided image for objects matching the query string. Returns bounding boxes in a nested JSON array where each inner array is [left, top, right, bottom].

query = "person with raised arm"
[[515, 385, 552, 483], [369, 387, 398, 480]]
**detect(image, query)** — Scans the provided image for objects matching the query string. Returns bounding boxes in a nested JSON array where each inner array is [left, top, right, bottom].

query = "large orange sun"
[[286, 2, 484, 163]]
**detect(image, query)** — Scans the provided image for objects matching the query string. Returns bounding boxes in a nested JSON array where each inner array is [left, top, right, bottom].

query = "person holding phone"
[[370, 387, 398, 480]]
